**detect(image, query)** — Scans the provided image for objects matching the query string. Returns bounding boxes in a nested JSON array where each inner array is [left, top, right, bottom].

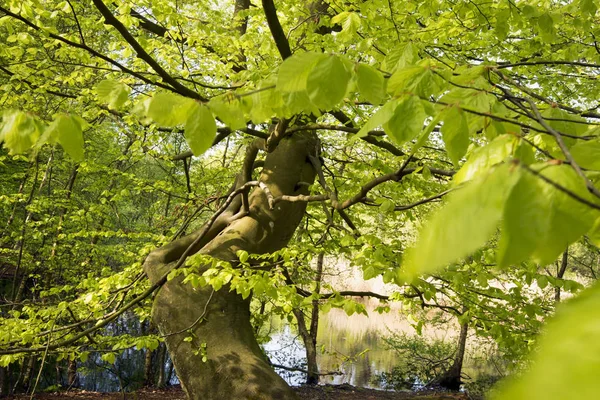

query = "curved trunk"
[[144, 133, 317, 400]]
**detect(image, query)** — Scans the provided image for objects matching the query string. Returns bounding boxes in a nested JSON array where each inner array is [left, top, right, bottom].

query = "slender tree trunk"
[[67, 360, 78, 388], [437, 320, 468, 390], [555, 249, 569, 303], [293, 252, 324, 384], [156, 343, 167, 388], [144, 134, 317, 400], [0, 366, 9, 397], [20, 356, 35, 393]]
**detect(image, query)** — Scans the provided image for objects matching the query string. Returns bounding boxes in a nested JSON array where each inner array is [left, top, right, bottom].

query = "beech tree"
[[2, 1, 600, 400]]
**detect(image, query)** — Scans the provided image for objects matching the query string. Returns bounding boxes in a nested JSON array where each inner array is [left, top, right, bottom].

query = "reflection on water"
[[263, 299, 460, 388], [263, 300, 496, 389]]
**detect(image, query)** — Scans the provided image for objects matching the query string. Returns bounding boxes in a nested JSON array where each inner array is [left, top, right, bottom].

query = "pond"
[[262, 264, 502, 390]]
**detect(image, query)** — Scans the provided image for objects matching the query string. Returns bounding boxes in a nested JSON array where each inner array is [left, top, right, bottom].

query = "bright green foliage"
[[387, 62, 444, 98], [147, 93, 195, 127], [356, 99, 398, 138], [356, 64, 385, 105], [0, 111, 41, 155], [43, 114, 85, 161], [1, 0, 600, 396], [95, 80, 130, 110], [454, 134, 520, 185], [570, 139, 600, 170], [404, 163, 521, 279], [383, 95, 426, 145], [492, 282, 600, 400], [276, 52, 326, 93], [185, 103, 217, 156], [440, 106, 470, 166], [330, 11, 361, 42], [207, 96, 246, 130], [307, 55, 352, 109], [499, 165, 599, 267]]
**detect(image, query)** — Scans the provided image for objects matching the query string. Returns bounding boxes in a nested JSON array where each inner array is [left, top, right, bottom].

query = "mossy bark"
[[144, 133, 317, 400]]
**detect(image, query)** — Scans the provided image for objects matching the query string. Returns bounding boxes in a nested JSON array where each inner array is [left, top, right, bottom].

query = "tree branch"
[[262, 0, 292, 60], [91, 0, 203, 100]]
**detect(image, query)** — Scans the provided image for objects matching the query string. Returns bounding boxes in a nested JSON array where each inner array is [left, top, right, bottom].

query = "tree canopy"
[[1, 0, 600, 399]]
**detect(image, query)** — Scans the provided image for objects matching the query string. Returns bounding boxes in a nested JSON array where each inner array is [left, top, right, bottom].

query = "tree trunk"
[[0, 366, 9, 397], [67, 360, 78, 388], [437, 320, 468, 391], [156, 343, 167, 388], [144, 133, 317, 400], [555, 249, 568, 303]]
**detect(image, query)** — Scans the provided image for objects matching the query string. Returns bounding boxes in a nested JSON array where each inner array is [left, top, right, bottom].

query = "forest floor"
[[7, 384, 470, 400]]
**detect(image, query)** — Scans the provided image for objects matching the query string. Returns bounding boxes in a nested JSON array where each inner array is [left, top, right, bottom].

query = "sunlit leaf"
[[498, 164, 600, 267], [147, 93, 195, 127], [441, 106, 470, 166], [185, 103, 217, 156], [307, 55, 351, 110], [0, 110, 42, 155], [384, 95, 426, 145], [454, 134, 519, 185], [570, 139, 600, 170], [492, 282, 600, 400], [276, 52, 326, 93], [404, 163, 522, 278], [96, 80, 130, 110], [356, 63, 385, 105]]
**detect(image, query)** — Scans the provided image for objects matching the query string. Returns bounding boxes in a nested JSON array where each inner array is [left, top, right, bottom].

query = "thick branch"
[[91, 0, 203, 100], [262, 0, 292, 60]]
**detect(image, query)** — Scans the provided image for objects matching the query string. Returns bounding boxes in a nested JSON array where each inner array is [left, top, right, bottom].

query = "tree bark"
[[67, 360, 78, 388], [156, 343, 167, 388], [437, 320, 468, 391], [144, 133, 317, 400]]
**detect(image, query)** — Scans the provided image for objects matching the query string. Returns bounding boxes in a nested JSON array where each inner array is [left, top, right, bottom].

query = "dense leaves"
[[1, 0, 600, 397]]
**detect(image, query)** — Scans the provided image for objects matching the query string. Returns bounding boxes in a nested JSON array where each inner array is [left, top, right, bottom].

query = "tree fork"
[[144, 132, 318, 400]]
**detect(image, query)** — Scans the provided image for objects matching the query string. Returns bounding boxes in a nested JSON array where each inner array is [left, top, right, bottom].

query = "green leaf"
[[306, 55, 351, 110], [497, 164, 600, 268], [492, 282, 600, 400], [441, 87, 495, 113], [356, 63, 385, 105], [411, 113, 442, 155], [207, 96, 246, 130], [276, 52, 326, 93], [382, 43, 419, 73], [569, 139, 600, 170], [580, 0, 598, 16], [588, 217, 600, 247], [495, 8, 511, 40], [0, 110, 41, 155], [541, 107, 588, 140], [441, 106, 470, 166], [538, 13, 555, 42], [454, 134, 519, 185], [44, 114, 85, 162], [355, 99, 398, 138], [387, 63, 442, 97], [101, 352, 116, 364], [331, 12, 361, 41], [383, 95, 426, 145], [147, 93, 195, 126], [95, 80, 130, 110], [403, 163, 522, 278], [184, 103, 216, 156]]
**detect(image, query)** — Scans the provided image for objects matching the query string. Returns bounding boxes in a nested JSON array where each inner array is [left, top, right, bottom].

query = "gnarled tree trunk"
[[144, 133, 317, 400]]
